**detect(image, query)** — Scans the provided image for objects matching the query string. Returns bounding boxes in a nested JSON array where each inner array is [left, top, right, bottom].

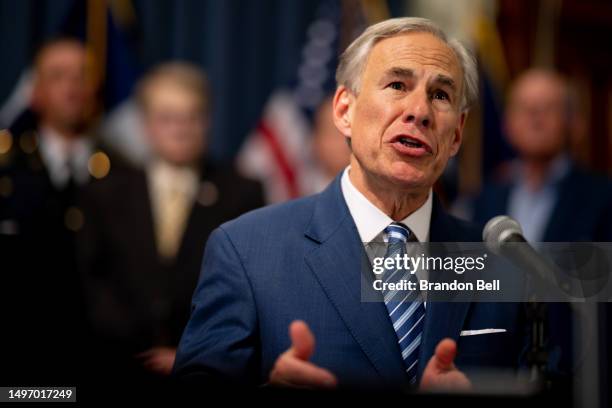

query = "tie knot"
[[384, 222, 412, 244]]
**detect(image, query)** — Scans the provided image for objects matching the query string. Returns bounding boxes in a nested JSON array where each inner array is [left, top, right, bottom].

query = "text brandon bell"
[[373, 279, 500, 292]]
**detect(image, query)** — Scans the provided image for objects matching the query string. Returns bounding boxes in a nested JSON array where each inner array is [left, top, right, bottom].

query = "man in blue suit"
[[175, 17, 528, 390]]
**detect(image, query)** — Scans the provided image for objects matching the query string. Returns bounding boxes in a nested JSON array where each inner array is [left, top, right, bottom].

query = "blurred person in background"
[[306, 96, 351, 194], [471, 68, 612, 387], [473, 68, 612, 242], [77, 62, 264, 386], [0, 37, 114, 385]]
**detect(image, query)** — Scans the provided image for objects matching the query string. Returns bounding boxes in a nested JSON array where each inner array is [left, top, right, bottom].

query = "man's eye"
[[432, 90, 450, 101], [388, 82, 405, 91]]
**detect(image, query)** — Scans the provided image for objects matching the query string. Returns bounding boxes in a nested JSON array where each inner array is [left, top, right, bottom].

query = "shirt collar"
[[147, 158, 199, 196], [38, 126, 93, 187], [38, 126, 70, 170], [513, 153, 571, 191], [340, 166, 432, 243]]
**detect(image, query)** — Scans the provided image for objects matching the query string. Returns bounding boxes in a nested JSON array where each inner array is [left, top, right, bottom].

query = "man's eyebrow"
[[432, 74, 456, 91], [383, 67, 414, 79]]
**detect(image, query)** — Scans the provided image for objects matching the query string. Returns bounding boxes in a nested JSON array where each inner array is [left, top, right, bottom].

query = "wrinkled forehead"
[[364, 32, 463, 86]]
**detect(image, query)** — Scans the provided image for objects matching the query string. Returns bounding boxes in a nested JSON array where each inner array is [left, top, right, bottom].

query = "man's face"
[[334, 32, 466, 192], [33, 42, 95, 133], [143, 81, 207, 165], [505, 71, 567, 160]]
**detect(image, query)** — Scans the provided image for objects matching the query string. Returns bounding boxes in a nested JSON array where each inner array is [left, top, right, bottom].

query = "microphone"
[[484, 218, 604, 386], [483, 215, 560, 295], [483, 215, 525, 247], [484, 216, 556, 376]]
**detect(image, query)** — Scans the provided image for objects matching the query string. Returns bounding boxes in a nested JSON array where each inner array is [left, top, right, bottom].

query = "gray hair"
[[336, 17, 478, 112]]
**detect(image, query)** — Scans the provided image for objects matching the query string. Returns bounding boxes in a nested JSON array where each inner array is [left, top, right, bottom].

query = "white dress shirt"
[[507, 154, 570, 242], [340, 166, 432, 244], [38, 127, 93, 189], [340, 166, 433, 293]]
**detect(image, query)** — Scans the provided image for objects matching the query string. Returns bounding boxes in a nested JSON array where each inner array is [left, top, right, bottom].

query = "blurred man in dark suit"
[[473, 69, 612, 242], [0, 37, 114, 385], [77, 63, 264, 385], [472, 69, 612, 396]]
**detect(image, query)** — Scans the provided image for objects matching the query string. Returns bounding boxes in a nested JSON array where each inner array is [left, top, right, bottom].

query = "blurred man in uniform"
[[0, 37, 112, 385]]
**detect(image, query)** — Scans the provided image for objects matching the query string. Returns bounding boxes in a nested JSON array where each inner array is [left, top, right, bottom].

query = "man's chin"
[[384, 162, 427, 184], [57, 117, 88, 136], [384, 172, 429, 192]]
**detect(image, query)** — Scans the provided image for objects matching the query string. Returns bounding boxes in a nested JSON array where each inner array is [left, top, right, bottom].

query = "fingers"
[[268, 320, 338, 389], [270, 351, 337, 388], [135, 348, 177, 376], [134, 349, 156, 359], [134, 347, 174, 360], [433, 370, 471, 390], [420, 338, 471, 391], [433, 338, 457, 370], [289, 320, 315, 361], [142, 355, 174, 375], [420, 368, 471, 391], [421, 338, 457, 382]]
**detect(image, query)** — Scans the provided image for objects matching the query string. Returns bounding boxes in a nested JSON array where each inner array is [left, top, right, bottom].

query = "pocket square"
[[460, 328, 507, 336]]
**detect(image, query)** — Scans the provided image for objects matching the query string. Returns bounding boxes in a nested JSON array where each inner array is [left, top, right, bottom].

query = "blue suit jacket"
[[174, 176, 527, 389]]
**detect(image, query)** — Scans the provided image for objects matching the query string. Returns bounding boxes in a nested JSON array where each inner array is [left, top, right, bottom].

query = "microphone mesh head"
[[482, 215, 523, 253]]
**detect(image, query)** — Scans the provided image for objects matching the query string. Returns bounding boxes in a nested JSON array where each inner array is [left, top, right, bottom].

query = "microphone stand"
[[485, 217, 601, 406], [524, 299, 549, 382], [497, 242, 552, 384]]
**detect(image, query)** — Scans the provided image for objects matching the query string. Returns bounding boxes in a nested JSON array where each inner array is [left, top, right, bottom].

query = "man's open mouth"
[[391, 135, 432, 155], [399, 137, 424, 149]]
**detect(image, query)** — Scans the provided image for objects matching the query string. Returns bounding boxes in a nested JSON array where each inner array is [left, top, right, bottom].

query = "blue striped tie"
[[382, 222, 426, 386]]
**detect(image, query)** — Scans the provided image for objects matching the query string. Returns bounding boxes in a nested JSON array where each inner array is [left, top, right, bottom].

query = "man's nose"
[[403, 88, 431, 129]]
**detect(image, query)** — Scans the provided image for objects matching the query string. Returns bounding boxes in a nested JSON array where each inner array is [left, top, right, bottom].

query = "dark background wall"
[[0, 0, 330, 161], [1, 0, 611, 174]]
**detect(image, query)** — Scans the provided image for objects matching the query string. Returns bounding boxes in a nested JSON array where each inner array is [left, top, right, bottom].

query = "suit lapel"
[[138, 171, 163, 261], [542, 167, 576, 241], [304, 177, 408, 385], [174, 200, 199, 262], [304, 179, 475, 381]]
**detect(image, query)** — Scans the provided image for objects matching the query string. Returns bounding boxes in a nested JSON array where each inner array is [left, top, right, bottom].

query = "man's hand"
[[269, 320, 338, 388], [136, 347, 177, 376], [420, 338, 471, 391]]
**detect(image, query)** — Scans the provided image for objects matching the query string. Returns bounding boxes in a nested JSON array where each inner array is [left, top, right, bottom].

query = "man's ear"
[[332, 86, 354, 139], [449, 111, 467, 157]]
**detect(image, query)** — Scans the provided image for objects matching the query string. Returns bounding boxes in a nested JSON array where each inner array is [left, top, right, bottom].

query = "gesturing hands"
[[136, 346, 177, 376], [269, 320, 470, 392], [420, 338, 471, 391], [269, 320, 338, 388]]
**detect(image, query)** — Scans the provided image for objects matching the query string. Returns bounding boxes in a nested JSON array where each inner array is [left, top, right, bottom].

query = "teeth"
[[399, 138, 423, 148]]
